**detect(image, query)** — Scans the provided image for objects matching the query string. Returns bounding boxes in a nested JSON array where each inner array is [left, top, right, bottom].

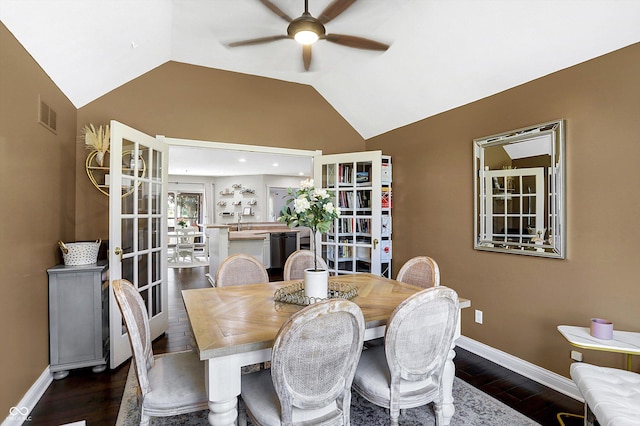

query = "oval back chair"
[[352, 286, 459, 426], [396, 256, 440, 288], [283, 249, 328, 281], [112, 279, 208, 426], [214, 253, 269, 287], [241, 299, 365, 425]]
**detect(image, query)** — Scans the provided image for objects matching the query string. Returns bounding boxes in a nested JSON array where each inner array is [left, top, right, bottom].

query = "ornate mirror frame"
[[474, 119, 566, 258]]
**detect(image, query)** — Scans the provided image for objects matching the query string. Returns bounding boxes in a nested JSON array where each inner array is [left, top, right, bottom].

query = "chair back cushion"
[[112, 279, 154, 396], [271, 299, 365, 424], [385, 286, 458, 383], [215, 253, 269, 287], [283, 250, 328, 281], [396, 256, 440, 288]]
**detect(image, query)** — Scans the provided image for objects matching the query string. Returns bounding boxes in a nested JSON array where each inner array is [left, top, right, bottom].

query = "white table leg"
[[205, 358, 241, 426], [208, 399, 237, 426], [204, 348, 271, 426]]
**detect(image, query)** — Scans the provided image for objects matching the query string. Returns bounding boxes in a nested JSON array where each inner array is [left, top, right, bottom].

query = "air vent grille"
[[38, 97, 57, 134]]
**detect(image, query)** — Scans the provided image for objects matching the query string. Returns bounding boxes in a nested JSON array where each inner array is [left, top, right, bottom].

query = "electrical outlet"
[[571, 350, 583, 362], [475, 310, 483, 324]]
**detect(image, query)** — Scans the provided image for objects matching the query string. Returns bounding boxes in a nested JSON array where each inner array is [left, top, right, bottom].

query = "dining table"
[[182, 273, 471, 426]]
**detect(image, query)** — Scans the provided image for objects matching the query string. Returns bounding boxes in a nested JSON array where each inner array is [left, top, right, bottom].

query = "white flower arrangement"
[[278, 179, 341, 271]]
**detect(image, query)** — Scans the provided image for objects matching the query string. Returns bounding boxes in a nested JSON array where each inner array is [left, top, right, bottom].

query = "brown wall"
[[75, 61, 366, 239], [0, 23, 77, 413], [367, 42, 640, 376]]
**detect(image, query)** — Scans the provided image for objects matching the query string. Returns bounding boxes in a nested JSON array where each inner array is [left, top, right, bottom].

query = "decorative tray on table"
[[274, 281, 358, 306]]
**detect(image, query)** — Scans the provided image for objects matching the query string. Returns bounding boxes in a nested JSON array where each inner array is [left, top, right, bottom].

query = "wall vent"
[[38, 96, 57, 134]]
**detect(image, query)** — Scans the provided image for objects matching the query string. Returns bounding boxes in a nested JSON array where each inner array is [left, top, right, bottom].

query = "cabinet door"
[[314, 151, 392, 277]]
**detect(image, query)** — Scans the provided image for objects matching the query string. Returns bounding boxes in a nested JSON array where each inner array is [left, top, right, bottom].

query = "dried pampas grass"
[[83, 123, 110, 152]]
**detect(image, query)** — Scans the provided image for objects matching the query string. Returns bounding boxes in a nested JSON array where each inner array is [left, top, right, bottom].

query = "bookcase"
[[314, 151, 392, 277]]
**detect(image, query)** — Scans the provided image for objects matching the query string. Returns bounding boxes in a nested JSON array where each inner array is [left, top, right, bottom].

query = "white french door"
[[109, 121, 168, 368], [314, 151, 392, 277]]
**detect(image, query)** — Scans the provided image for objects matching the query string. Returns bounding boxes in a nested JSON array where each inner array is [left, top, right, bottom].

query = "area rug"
[[116, 364, 540, 425]]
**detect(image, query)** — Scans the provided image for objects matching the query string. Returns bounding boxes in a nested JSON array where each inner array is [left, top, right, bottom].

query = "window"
[[168, 192, 203, 230]]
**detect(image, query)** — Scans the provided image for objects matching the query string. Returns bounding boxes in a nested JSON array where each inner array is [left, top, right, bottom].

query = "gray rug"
[[116, 364, 540, 425]]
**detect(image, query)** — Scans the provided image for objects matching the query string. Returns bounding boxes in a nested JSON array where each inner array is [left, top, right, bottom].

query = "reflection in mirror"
[[474, 119, 565, 258]]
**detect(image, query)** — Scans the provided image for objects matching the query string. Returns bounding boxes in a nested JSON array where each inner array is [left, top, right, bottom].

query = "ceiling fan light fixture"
[[287, 14, 325, 45], [294, 30, 319, 45]]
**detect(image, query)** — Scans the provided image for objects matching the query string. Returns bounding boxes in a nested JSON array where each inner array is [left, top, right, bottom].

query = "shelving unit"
[[315, 152, 392, 277], [217, 184, 259, 221], [85, 150, 146, 197]]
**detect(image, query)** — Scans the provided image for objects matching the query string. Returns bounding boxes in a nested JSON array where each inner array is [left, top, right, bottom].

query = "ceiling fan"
[[228, 0, 390, 71]]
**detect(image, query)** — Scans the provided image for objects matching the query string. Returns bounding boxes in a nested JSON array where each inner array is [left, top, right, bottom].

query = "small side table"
[[557, 325, 640, 371]]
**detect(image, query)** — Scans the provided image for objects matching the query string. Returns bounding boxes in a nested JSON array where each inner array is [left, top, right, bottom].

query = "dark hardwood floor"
[[26, 266, 583, 425]]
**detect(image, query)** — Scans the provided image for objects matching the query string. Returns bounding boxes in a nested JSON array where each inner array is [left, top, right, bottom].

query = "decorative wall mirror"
[[474, 119, 565, 258]]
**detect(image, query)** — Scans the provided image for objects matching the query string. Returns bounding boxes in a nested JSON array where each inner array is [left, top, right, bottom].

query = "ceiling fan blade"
[[302, 44, 312, 71], [325, 33, 389, 51], [258, 0, 293, 22], [318, 0, 357, 24], [228, 35, 289, 47]]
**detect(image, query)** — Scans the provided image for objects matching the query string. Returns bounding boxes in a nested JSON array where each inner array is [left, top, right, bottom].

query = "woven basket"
[[58, 240, 101, 266]]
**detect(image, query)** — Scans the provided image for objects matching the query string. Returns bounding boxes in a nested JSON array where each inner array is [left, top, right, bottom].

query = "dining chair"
[[283, 249, 328, 281], [352, 286, 459, 426], [112, 279, 208, 426], [175, 227, 196, 262], [396, 256, 441, 288], [214, 253, 269, 287], [240, 299, 365, 426]]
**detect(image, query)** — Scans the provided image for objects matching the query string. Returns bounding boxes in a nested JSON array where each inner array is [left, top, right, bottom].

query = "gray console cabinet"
[[47, 261, 109, 379]]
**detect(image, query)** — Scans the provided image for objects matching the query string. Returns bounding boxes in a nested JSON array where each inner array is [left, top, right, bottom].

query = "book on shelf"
[[381, 163, 392, 183], [381, 215, 391, 237], [381, 187, 392, 208], [380, 240, 392, 262]]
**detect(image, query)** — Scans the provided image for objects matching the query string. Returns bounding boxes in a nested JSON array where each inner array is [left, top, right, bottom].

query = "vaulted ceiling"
[[2, 0, 640, 139]]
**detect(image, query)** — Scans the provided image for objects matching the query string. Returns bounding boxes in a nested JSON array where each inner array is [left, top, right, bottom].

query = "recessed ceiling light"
[[298, 172, 305, 175], [273, 163, 279, 167], [239, 158, 246, 162]]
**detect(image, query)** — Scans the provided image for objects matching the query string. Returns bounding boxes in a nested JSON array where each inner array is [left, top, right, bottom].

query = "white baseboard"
[[2, 366, 53, 426], [456, 336, 584, 402]]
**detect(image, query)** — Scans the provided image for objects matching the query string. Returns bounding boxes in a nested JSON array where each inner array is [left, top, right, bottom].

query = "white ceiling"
[[168, 145, 313, 177], [2, 0, 640, 142]]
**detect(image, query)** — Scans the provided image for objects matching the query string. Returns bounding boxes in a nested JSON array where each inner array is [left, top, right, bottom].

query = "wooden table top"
[[182, 274, 469, 360]]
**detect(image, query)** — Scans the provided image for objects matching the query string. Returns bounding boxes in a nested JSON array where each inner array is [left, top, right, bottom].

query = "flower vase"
[[304, 268, 329, 301]]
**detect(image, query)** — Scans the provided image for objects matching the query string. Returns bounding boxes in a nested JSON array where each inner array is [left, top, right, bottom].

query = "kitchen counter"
[[228, 230, 270, 240], [205, 224, 301, 281]]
